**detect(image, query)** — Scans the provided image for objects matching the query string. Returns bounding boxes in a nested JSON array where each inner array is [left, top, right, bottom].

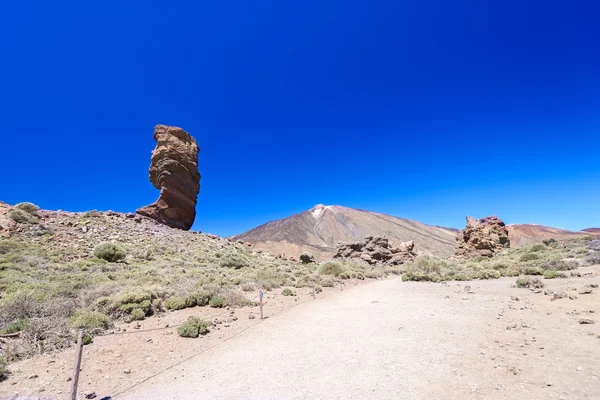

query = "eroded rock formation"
[[334, 235, 417, 265], [136, 125, 200, 230], [454, 216, 510, 258]]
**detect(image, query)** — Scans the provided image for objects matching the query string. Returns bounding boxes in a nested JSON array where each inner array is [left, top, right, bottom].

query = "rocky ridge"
[[334, 235, 417, 265]]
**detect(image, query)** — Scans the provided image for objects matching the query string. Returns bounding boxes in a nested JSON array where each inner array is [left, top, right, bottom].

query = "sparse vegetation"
[[93, 242, 126, 262], [281, 288, 294, 296], [177, 316, 210, 338]]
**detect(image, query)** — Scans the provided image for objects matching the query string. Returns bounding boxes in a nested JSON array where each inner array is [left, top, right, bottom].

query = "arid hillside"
[[232, 204, 457, 260], [507, 224, 594, 246]]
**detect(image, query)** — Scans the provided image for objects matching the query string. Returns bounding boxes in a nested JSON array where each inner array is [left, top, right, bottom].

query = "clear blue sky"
[[2, 0, 599, 236]]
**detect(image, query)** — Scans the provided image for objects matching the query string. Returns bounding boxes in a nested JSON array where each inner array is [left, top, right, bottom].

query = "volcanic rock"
[[454, 216, 510, 258], [334, 235, 417, 265], [136, 125, 200, 230]]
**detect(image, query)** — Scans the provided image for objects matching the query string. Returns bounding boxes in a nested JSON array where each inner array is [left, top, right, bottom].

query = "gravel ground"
[[119, 273, 600, 400]]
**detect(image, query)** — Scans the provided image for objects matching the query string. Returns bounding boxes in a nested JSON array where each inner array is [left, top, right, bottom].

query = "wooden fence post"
[[70, 329, 85, 400], [259, 289, 264, 320]]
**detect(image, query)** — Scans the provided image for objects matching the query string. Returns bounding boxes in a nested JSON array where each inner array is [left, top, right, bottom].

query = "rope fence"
[[71, 280, 349, 399]]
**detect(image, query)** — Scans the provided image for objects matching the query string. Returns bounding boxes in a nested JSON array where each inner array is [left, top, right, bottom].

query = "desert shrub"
[[223, 290, 250, 307], [0, 356, 6, 379], [543, 238, 558, 246], [281, 288, 294, 296], [15, 202, 40, 215], [582, 236, 595, 241], [542, 259, 577, 271], [519, 266, 543, 275], [0, 318, 29, 335], [177, 316, 210, 338], [355, 272, 365, 280], [261, 280, 281, 291], [299, 253, 315, 264], [317, 261, 345, 277], [7, 210, 34, 224], [516, 277, 544, 289], [365, 270, 383, 279], [97, 287, 155, 319], [585, 253, 600, 265], [588, 240, 600, 251], [474, 270, 501, 280], [164, 296, 191, 310], [338, 271, 353, 279], [520, 253, 541, 262], [188, 290, 211, 307], [529, 244, 547, 252], [219, 253, 248, 269], [321, 278, 335, 287], [129, 308, 146, 322], [471, 256, 489, 263], [543, 270, 557, 279], [93, 242, 126, 263], [240, 282, 256, 292], [401, 256, 457, 282], [69, 310, 112, 331], [209, 296, 225, 308]]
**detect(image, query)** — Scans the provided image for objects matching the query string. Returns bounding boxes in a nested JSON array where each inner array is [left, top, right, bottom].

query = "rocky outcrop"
[[333, 235, 417, 265], [454, 216, 510, 258], [136, 125, 200, 230], [0, 202, 17, 237]]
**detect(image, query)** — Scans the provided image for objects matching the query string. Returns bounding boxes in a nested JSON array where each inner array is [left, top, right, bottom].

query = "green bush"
[[177, 316, 210, 338], [543, 238, 558, 246], [338, 271, 353, 279], [7, 209, 34, 223], [209, 296, 225, 308], [519, 266, 543, 275], [70, 311, 112, 330], [474, 270, 501, 280], [281, 288, 294, 296], [582, 236, 595, 241], [520, 253, 541, 262], [164, 296, 191, 310], [321, 278, 335, 287], [543, 270, 557, 279], [401, 256, 456, 282], [219, 253, 248, 269], [93, 242, 126, 262], [317, 261, 345, 277], [529, 244, 547, 252], [15, 202, 40, 215], [0, 318, 29, 335], [129, 308, 146, 322]]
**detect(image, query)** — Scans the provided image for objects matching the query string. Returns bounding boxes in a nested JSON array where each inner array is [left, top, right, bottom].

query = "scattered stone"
[[579, 318, 595, 325], [136, 125, 201, 230], [28, 374, 38, 379], [248, 313, 256, 320], [83, 391, 96, 399], [578, 286, 594, 295], [123, 369, 131, 374]]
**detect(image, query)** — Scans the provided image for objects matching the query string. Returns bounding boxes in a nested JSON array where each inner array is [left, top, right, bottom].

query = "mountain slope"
[[507, 224, 592, 246], [233, 205, 457, 259]]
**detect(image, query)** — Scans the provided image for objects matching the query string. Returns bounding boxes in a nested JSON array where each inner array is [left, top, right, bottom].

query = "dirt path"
[[119, 275, 600, 400]]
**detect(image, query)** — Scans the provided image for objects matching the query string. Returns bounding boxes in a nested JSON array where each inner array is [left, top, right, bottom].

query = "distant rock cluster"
[[136, 125, 201, 230], [454, 216, 510, 258], [334, 235, 417, 265]]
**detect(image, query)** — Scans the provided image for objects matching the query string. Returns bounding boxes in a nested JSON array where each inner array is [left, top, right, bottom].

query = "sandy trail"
[[120, 276, 600, 400]]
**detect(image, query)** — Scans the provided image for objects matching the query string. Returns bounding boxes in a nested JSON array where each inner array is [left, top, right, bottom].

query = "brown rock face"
[[334, 235, 417, 265], [454, 216, 510, 258], [136, 125, 200, 230]]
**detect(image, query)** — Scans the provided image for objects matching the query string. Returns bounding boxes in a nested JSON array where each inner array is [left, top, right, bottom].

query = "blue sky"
[[1, 0, 599, 236]]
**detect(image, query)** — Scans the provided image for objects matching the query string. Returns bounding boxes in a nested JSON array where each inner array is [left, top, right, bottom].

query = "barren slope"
[[233, 205, 456, 259], [507, 224, 592, 246]]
